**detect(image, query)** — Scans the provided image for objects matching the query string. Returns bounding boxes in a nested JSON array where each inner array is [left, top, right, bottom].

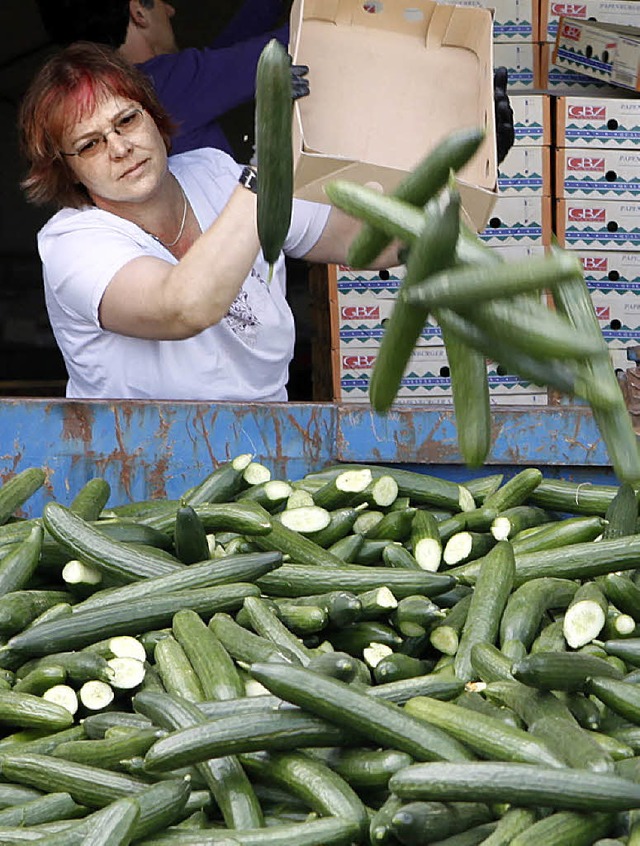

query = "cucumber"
[[52, 728, 161, 771], [405, 251, 583, 311], [0, 689, 74, 731], [0, 590, 74, 637], [454, 541, 515, 682], [563, 581, 608, 648], [144, 708, 350, 774], [404, 695, 564, 767], [173, 609, 244, 700], [512, 650, 624, 691], [0, 753, 150, 809], [43, 503, 183, 583], [303, 464, 475, 513], [527, 478, 625, 516], [443, 531, 496, 567], [343, 126, 484, 269], [490, 506, 551, 541], [153, 635, 205, 703], [389, 761, 640, 811], [0, 792, 85, 828], [0, 469, 46, 527], [133, 690, 263, 830], [0, 583, 259, 664], [410, 509, 442, 572], [73, 551, 280, 613], [499, 577, 578, 650], [603, 638, 640, 667], [249, 661, 474, 763], [209, 612, 294, 666], [311, 469, 373, 510], [236, 480, 293, 512], [77, 796, 139, 846], [510, 515, 606, 554], [603, 483, 639, 539], [173, 505, 210, 565], [241, 749, 368, 836], [484, 678, 615, 773], [552, 269, 640, 482], [602, 573, 640, 620], [510, 811, 613, 846], [0, 526, 43, 598], [452, 534, 640, 587], [586, 676, 640, 725], [389, 800, 494, 845], [257, 562, 455, 599], [182, 454, 253, 506], [373, 653, 432, 685], [255, 38, 293, 271], [242, 595, 313, 665], [440, 323, 491, 469], [369, 190, 460, 413], [137, 816, 359, 846], [319, 747, 412, 790], [70, 478, 111, 522]]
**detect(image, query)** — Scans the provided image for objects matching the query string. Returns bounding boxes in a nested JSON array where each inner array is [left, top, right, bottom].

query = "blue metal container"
[[0, 400, 619, 517]]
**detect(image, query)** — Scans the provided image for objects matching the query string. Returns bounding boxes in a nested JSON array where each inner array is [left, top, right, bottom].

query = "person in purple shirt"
[[34, 0, 307, 158]]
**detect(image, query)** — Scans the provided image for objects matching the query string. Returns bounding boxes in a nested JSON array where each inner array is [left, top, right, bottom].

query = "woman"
[[19, 42, 397, 401]]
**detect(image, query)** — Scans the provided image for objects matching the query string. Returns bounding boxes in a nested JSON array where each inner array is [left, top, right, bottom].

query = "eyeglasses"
[[61, 108, 145, 161]]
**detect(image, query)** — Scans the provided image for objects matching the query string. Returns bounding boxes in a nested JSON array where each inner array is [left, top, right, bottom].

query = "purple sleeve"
[[211, 0, 289, 47], [142, 26, 289, 128]]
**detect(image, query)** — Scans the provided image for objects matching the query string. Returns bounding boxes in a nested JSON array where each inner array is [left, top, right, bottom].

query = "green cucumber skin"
[[249, 661, 474, 764], [133, 690, 263, 830], [256, 38, 293, 267], [257, 563, 455, 599], [73, 551, 281, 614], [440, 325, 491, 470], [499, 578, 579, 650], [346, 126, 484, 269], [389, 761, 640, 812], [369, 192, 460, 413], [0, 469, 46, 527], [173, 505, 210, 565], [1, 583, 259, 664], [43, 502, 183, 583], [454, 541, 515, 683]]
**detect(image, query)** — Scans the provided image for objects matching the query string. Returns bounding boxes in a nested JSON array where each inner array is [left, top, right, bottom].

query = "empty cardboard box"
[[289, 0, 498, 233]]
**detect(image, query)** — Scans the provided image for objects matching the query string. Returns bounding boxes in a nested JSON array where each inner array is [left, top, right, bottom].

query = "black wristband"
[[238, 165, 258, 194]]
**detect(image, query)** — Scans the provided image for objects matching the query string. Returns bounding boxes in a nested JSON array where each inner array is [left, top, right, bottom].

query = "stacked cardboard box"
[[554, 96, 640, 379]]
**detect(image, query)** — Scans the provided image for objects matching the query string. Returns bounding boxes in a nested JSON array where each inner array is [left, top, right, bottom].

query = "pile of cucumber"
[[3, 458, 640, 843], [324, 130, 640, 485]]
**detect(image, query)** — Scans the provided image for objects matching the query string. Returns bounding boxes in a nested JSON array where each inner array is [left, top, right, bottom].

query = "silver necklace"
[[151, 182, 188, 248]]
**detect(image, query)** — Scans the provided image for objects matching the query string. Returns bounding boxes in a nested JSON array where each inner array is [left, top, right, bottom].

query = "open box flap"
[[289, 0, 497, 232]]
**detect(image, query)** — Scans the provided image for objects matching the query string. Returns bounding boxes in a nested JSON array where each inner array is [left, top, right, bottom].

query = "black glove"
[[494, 66, 515, 165], [287, 54, 310, 100], [291, 62, 310, 100]]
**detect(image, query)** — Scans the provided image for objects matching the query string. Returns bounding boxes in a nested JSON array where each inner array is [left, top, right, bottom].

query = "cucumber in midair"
[[255, 39, 294, 278]]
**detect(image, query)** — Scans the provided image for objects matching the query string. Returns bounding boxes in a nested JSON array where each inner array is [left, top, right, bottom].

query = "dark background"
[[0, 1, 314, 399]]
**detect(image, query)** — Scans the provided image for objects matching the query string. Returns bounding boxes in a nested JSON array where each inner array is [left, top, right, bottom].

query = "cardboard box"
[[493, 42, 542, 90], [337, 295, 443, 348], [290, 0, 498, 231], [335, 265, 404, 298], [336, 346, 545, 401], [339, 393, 550, 406], [541, 0, 640, 42], [590, 289, 640, 344], [553, 17, 640, 92], [498, 145, 551, 195], [511, 94, 552, 145], [542, 41, 626, 91], [579, 250, 640, 287], [479, 195, 552, 246], [556, 95, 640, 147], [556, 198, 640, 248], [489, 244, 549, 259], [439, 0, 536, 42], [556, 147, 640, 197]]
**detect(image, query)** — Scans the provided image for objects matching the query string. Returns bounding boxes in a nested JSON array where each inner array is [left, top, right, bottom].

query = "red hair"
[[19, 41, 177, 209]]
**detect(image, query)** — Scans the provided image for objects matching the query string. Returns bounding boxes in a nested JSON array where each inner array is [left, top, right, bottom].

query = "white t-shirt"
[[38, 148, 331, 401]]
